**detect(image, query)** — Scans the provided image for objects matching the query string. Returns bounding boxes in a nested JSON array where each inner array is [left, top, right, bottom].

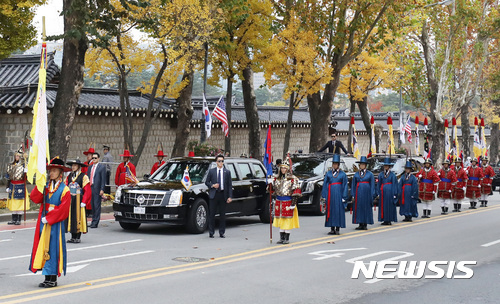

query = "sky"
[[33, 0, 64, 42]]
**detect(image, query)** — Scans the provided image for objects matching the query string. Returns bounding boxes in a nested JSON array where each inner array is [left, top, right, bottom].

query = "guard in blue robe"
[[321, 154, 348, 235], [376, 157, 398, 225], [351, 156, 375, 230], [399, 161, 419, 221]]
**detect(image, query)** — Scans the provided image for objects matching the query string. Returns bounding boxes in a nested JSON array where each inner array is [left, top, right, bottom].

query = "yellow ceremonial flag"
[[473, 117, 481, 159], [27, 43, 50, 192], [351, 117, 360, 159], [370, 116, 376, 156]]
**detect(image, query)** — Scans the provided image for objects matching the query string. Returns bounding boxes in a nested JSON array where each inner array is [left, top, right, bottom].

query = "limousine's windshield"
[[150, 162, 210, 183]]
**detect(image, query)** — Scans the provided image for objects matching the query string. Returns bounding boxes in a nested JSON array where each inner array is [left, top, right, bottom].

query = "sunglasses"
[[217, 160, 224, 163], [92, 157, 98, 159]]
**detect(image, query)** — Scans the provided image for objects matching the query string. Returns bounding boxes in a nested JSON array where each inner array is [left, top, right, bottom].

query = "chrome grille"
[[124, 212, 159, 220], [122, 191, 165, 206]]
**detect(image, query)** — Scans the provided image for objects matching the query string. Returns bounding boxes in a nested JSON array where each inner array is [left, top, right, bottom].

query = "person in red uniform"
[[452, 158, 467, 212], [82, 146, 95, 217], [65, 159, 90, 243], [150, 150, 166, 175], [437, 159, 457, 215], [480, 156, 495, 207], [82, 146, 95, 174], [466, 157, 483, 209], [29, 157, 71, 288], [115, 149, 136, 186], [417, 159, 440, 218]]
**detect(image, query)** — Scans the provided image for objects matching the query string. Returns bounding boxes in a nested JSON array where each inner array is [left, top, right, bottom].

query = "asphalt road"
[[1, 193, 500, 304]]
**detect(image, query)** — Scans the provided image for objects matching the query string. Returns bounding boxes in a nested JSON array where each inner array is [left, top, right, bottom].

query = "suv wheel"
[[186, 198, 208, 234], [259, 196, 273, 223], [313, 190, 326, 216], [119, 222, 141, 230]]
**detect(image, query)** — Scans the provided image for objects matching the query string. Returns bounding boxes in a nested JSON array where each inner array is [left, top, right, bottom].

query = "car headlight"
[[168, 190, 183, 206], [115, 186, 123, 204], [306, 181, 315, 193]]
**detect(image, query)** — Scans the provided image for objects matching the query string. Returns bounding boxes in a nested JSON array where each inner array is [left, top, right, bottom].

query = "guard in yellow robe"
[[271, 159, 301, 244]]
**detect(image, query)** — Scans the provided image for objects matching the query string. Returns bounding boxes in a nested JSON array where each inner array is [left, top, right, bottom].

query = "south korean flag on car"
[[181, 166, 192, 191]]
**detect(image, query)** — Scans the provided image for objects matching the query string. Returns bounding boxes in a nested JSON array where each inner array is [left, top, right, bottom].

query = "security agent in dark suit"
[[318, 132, 348, 154], [205, 154, 233, 238], [87, 152, 107, 228]]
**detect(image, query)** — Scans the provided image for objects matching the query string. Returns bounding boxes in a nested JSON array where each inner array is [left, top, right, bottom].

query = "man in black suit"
[[87, 152, 107, 228], [205, 154, 233, 238], [318, 132, 348, 154]]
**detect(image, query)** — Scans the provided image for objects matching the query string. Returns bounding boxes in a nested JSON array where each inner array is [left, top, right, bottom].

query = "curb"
[[0, 205, 114, 223]]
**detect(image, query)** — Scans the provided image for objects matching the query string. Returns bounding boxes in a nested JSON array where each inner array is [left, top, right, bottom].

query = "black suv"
[[113, 157, 271, 233], [291, 153, 355, 215]]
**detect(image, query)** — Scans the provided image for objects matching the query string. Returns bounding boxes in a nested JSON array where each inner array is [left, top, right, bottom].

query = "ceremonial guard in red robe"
[[65, 159, 91, 243], [271, 158, 301, 244], [480, 156, 495, 207], [466, 158, 483, 209], [437, 160, 457, 215], [417, 159, 440, 218], [452, 158, 467, 212], [82, 146, 95, 216], [115, 149, 136, 186], [150, 149, 166, 175], [29, 158, 71, 288]]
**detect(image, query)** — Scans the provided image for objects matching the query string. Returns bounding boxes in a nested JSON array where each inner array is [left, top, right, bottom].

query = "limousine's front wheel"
[[186, 198, 208, 234]]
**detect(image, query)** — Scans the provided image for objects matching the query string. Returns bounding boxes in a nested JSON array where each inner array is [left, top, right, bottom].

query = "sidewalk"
[[0, 188, 114, 223]]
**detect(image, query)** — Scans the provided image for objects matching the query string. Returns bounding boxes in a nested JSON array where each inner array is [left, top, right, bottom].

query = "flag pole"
[[268, 111, 272, 244], [200, 42, 208, 143]]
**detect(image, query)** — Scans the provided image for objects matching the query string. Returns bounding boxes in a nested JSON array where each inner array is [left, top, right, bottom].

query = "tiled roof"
[[0, 52, 59, 87]]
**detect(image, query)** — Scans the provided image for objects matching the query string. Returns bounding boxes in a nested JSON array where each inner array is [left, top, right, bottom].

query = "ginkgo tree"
[[0, 0, 45, 60], [86, 0, 216, 161], [208, 0, 273, 158], [338, 44, 399, 153], [261, 11, 332, 157]]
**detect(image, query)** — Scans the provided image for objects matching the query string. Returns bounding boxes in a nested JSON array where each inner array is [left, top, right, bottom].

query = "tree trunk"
[[225, 77, 233, 155], [490, 122, 499, 165], [242, 65, 261, 160], [374, 124, 383, 153], [347, 98, 356, 154], [356, 97, 372, 135], [118, 73, 133, 153], [461, 104, 471, 158], [171, 71, 194, 157], [283, 92, 295, 159], [48, 0, 88, 160], [308, 68, 341, 152], [429, 92, 444, 165]]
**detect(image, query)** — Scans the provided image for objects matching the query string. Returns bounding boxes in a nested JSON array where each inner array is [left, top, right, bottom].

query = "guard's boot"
[[44, 275, 57, 288], [457, 204, 462, 212], [283, 233, 290, 244], [407, 216, 413, 222], [452, 203, 458, 212], [7, 214, 16, 225], [277, 232, 285, 244], [39, 276, 50, 288], [441, 207, 446, 215], [15, 214, 21, 225], [328, 227, 336, 235], [422, 210, 427, 218], [445, 207, 448, 214], [484, 201, 488, 207], [428, 210, 431, 218], [469, 202, 474, 209], [355, 224, 363, 230], [336, 227, 340, 235]]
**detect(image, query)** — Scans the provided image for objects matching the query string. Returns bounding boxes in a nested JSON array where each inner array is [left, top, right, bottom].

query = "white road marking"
[[15, 264, 90, 276], [481, 239, 500, 247], [0, 239, 13, 243], [67, 251, 154, 265], [0, 239, 143, 262], [308, 248, 367, 260]]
